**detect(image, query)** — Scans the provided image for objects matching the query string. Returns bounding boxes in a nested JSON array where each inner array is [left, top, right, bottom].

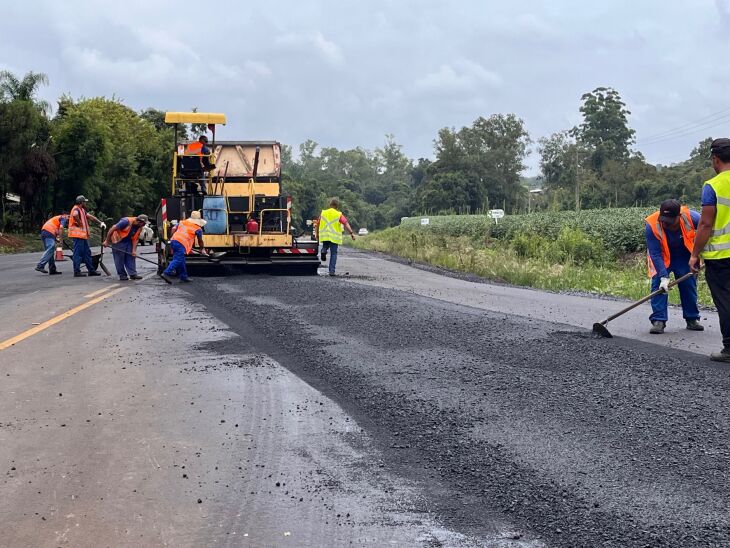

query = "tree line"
[[0, 70, 716, 233]]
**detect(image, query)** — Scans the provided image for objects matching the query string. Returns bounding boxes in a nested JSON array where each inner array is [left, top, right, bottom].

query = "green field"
[[353, 209, 714, 306]]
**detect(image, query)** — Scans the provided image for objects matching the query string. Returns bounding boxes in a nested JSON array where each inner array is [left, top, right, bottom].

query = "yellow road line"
[[84, 285, 120, 299], [0, 287, 127, 352]]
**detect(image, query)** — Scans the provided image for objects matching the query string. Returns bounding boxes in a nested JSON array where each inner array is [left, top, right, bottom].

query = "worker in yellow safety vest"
[[690, 138, 730, 362], [315, 198, 355, 276]]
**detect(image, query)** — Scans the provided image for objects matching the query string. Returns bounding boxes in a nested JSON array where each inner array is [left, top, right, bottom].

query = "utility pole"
[[574, 145, 580, 212]]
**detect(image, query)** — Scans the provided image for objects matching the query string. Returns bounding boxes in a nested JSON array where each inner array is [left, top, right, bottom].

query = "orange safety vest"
[[186, 141, 204, 155], [41, 215, 67, 238], [68, 205, 90, 239], [114, 217, 143, 245], [171, 219, 201, 254], [645, 206, 696, 277]]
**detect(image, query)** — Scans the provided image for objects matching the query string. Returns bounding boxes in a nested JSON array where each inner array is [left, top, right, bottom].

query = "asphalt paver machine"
[[155, 112, 319, 273]]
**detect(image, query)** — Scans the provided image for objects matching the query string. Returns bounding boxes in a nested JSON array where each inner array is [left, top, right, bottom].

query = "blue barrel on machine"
[[202, 196, 228, 234]]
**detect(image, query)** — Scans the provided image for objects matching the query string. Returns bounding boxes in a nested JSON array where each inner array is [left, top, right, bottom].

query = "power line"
[[637, 115, 730, 146], [636, 106, 730, 143]]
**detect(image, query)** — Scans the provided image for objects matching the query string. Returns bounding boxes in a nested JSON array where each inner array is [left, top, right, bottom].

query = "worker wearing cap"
[[103, 214, 149, 281], [690, 137, 730, 362], [185, 135, 211, 194], [316, 198, 355, 276], [68, 195, 105, 277], [160, 211, 207, 283], [645, 199, 702, 334], [35, 212, 68, 275]]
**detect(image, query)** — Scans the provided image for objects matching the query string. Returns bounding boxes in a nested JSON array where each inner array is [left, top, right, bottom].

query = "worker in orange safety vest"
[[185, 135, 211, 194], [159, 211, 207, 284], [103, 214, 149, 281], [35, 212, 69, 275], [68, 195, 106, 277], [645, 199, 702, 334]]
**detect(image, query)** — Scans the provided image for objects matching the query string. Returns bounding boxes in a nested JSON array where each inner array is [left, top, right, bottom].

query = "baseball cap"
[[711, 138, 730, 155], [136, 214, 149, 223], [658, 199, 681, 223]]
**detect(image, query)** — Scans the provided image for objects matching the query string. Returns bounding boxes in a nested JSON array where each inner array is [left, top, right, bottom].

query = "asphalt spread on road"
[[183, 271, 730, 548]]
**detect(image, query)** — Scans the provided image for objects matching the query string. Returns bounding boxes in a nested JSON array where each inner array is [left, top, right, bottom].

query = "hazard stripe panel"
[[273, 248, 316, 254]]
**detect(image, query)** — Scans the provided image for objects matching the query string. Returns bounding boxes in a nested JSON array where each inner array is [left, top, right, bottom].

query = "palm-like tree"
[[0, 70, 51, 115]]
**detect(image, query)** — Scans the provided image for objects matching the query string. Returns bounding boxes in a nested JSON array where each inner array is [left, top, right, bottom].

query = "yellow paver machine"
[[155, 112, 319, 273]]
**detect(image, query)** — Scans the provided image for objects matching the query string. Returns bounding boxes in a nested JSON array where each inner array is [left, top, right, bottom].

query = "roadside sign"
[[488, 209, 505, 225], [420, 218, 430, 225]]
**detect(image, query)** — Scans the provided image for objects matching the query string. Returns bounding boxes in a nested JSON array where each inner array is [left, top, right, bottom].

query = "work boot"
[[320, 252, 327, 262], [158, 273, 173, 285], [119, 277, 129, 281], [74, 272, 87, 277], [686, 319, 704, 331], [49, 270, 62, 275], [710, 349, 730, 363], [649, 321, 665, 334], [35, 266, 48, 274], [88, 271, 101, 277], [130, 275, 143, 280], [328, 272, 336, 277]]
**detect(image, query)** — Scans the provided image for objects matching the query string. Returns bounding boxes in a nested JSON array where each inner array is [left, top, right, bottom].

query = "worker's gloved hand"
[[100, 222, 107, 230], [102, 241, 109, 248], [350, 233, 356, 240], [660, 277, 670, 293]]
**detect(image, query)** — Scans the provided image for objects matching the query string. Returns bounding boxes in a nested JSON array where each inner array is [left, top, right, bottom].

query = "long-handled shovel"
[[97, 227, 111, 276], [107, 244, 172, 284], [592, 269, 702, 338]]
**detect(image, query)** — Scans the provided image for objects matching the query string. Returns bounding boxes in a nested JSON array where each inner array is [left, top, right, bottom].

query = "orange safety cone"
[[55, 244, 65, 261]]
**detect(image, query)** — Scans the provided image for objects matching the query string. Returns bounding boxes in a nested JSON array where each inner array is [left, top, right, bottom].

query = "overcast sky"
[[2, 0, 729, 174]]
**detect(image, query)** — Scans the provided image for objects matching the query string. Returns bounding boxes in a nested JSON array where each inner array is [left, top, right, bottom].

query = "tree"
[[573, 87, 635, 174], [0, 70, 51, 114], [420, 114, 530, 213], [0, 71, 54, 230]]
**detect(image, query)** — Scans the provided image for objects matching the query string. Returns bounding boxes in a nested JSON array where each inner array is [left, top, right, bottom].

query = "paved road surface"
[[1, 247, 728, 547]]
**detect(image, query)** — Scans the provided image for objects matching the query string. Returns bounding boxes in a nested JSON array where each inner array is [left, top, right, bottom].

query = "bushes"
[[401, 207, 656, 255], [509, 227, 609, 265]]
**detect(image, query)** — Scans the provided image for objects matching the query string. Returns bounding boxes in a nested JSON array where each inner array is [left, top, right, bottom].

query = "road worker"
[[35, 212, 68, 275], [68, 195, 105, 277], [690, 137, 730, 362], [645, 199, 702, 334], [315, 198, 355, 276], [185, 135, 211, 194], [103, 214, 149, 281], [159, 210, 207, 283]]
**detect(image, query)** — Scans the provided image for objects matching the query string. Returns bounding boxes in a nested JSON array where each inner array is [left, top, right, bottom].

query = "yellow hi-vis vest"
[[319, 208, 343, 244], [702, 170, 730, 260]]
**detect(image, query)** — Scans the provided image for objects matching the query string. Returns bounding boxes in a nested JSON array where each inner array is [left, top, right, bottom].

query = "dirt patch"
[[0, 233, 25, 250]]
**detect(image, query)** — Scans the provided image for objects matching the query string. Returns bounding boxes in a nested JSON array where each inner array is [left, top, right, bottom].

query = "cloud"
[[413, 60, 502, 97], [275, 31, 344, 65]]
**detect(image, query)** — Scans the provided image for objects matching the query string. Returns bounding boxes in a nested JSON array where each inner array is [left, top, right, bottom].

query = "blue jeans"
[[111, 240, 137, 279], [650, 261, 700, 323], [72, 238, 96, 274], [37, 236, 57, 271], [321, 241, 338, 274], [163, 240, 188, 280]]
